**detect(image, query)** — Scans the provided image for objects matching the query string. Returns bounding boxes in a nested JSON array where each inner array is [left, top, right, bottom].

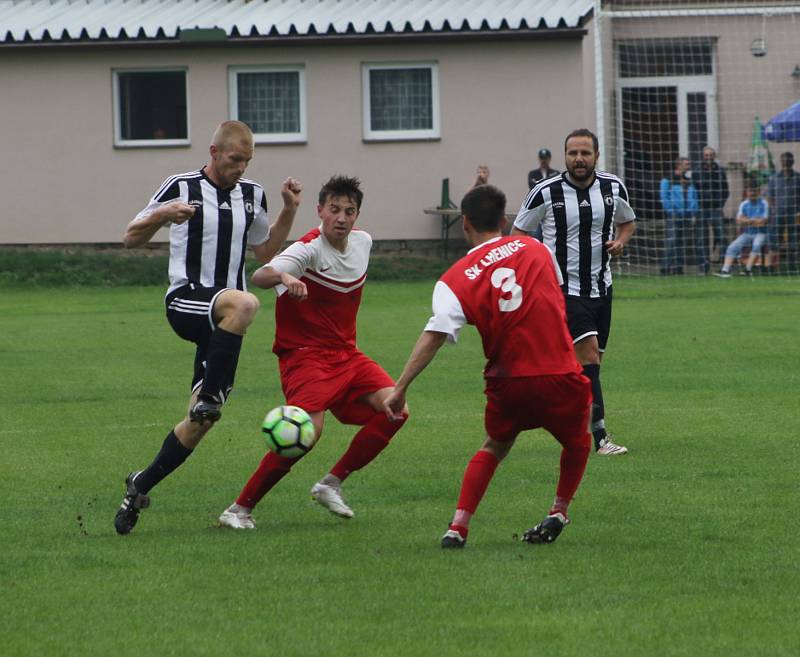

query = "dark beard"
[[567, 165, 595, 183]]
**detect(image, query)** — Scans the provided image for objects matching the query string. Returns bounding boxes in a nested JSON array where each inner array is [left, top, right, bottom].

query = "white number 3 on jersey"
[[490, 267, 523, 312]]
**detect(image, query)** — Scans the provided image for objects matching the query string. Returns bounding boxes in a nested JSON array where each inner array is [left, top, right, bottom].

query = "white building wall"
[[0, 37, 591, 244]]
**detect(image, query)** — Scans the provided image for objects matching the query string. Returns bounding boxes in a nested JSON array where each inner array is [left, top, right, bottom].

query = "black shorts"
[[165, 284, 230, 392], [564, 289, 613, 352]]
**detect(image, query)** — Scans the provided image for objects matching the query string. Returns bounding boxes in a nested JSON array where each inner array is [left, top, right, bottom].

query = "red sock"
[[235, 451, 300, 509], [555, 430, 591, 503], [330, 412, 407, 481], [455, 450, 500, 515]]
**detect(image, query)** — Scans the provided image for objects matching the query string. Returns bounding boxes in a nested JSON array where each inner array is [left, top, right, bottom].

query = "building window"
[[229, 66, 306, 143], [113, 69, 189, 147], [618, 39, 714, 78], [362, 62, 440, 141]]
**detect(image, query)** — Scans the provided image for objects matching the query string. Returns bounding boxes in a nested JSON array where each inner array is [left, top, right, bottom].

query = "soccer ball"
[[261, 405, 317, 458]]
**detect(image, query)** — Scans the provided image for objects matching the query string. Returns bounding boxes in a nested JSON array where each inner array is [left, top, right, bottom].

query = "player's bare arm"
[[604, 220, 637, 257], [123, 202, 195, 249], [251, 266, 308, 300], [384, 330, 448, 421], [253, 177, 303, 264]]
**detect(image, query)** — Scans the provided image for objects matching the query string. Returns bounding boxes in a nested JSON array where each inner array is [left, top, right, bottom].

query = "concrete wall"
[[0, 36, 592, 244]]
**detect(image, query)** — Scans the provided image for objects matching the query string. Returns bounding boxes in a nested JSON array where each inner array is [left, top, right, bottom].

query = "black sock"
[[135, 431, 193, 494], [200, 328, 243, 403], [582, 364, 606, 448]]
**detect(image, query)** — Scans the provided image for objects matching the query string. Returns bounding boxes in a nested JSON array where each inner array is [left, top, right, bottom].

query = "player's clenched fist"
[[281, 177, 303, 210], [158, 201, 196, 226], [383, 388, 407, 422], [279, 271, 308, 301]]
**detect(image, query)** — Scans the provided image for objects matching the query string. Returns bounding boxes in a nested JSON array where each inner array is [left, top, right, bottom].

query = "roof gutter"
[[0, 27, 588, 49]]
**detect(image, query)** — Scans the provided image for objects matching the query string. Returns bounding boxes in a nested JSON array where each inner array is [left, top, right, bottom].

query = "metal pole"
[[594, 0, 606, 170]]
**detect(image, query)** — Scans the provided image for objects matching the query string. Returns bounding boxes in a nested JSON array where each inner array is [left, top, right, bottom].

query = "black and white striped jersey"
[[514, 171, 636, 298], [136, 168, 270, 295]]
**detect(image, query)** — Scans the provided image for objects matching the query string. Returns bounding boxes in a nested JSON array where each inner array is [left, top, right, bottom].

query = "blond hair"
[[211, 120, 254, 151]]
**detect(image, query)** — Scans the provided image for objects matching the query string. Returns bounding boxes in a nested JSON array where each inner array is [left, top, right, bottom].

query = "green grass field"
[[2, 277, 798, 657]]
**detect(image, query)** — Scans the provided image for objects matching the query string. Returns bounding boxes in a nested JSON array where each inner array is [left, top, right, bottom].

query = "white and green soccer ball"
[[261, 405, 317, 458]]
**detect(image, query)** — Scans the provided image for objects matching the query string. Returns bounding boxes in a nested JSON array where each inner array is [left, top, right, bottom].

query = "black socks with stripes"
[[582, 363, 607, 448], [135, 431, 193, 494], [199, 327, 243, 403]]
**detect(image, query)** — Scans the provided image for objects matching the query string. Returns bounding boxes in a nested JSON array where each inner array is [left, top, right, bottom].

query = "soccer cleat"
[[521, 512, 569, 544], [739, 269, 753, 277], [114, 471, 150, 535], [218, 504, 256, 530], [441, 529, 467, 549], [189, 398, 222, 423], [596, 437, 628, 455], [713, 271, 732, 278], [310, 482, 354, 518]]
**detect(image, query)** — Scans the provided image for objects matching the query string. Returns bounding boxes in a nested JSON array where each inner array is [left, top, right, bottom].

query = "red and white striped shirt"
[[268, 227, 371, 355]]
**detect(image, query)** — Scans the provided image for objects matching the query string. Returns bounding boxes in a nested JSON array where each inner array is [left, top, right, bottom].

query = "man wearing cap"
[[528, 148, 560, 190]]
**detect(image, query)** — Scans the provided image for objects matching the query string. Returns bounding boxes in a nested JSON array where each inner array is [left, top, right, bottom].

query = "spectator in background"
[[694, 146, 730, 266], [766, 152, 800, 273], [528, 148, 560, 189], [714, 186, 769, 277], [659, 157, 699, 275], [466, 164, 491, 194], [527, 149, 559, 241]]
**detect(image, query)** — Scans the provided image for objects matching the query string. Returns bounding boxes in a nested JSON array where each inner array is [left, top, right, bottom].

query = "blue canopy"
[[763, 101, 800, 141]]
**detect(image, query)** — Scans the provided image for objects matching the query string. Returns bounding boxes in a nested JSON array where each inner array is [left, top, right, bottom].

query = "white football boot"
[[310, 482, 354, 518], [218, 504, 256, 529], [596, 437, 629, 456]]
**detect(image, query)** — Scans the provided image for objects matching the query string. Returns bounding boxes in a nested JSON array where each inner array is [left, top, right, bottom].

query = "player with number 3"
[[384, 184, 592, 548]]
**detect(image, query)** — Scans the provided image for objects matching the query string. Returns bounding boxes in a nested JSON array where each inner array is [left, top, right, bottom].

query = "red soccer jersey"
[[427, 235, 581, 378], [268, 227, 371, 355]]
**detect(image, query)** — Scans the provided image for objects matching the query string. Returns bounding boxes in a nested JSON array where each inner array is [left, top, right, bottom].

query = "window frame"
[[361, 61, 440, 142], [112, 67, 190, 148], [228, 64, 307, 144]]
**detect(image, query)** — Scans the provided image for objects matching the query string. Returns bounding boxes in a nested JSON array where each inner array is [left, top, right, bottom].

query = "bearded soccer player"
[[513, 128, 636, 455], [218, 175, 408, 529], [384, 184, 592, 548]]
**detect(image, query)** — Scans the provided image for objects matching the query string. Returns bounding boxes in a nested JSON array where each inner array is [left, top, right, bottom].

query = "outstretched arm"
[[384, 330, 448, 420]]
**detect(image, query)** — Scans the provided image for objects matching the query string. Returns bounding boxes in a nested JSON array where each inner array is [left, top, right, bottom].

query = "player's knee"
[[221, 292, 259, 329], [375, 409, 407, 439], [566, 431, 591, 458], [236, 292, 260, 322], [215, 290, 259, 329], [482, 436, 513, 461]]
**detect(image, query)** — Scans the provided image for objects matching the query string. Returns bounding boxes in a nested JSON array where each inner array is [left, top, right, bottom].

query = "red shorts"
[[484, 372, 592, 444], [279, 348, 395, 425]]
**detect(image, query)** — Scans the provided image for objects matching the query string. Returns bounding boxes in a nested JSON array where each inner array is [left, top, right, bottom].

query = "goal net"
[[596, 1, 800, 279]]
